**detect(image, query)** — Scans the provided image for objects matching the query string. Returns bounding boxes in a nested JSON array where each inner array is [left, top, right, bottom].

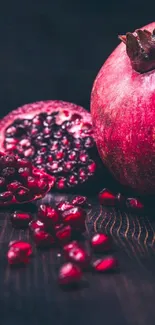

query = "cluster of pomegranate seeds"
[[0, 151, 53, 206], [7, 195, 118, 287], [99, 188, 144, 211], [7, 241, 32, 265], [1, 101, 103, 192]]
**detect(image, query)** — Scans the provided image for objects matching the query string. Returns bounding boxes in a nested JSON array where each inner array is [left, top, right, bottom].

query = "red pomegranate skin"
[[91, 22, 155, 195]]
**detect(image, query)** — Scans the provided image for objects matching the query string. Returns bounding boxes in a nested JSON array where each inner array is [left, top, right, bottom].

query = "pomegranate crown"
[[119, 28, 155, 73]]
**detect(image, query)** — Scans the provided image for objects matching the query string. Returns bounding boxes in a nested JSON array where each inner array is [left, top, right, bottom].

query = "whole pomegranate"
[[91, 22, 155, 195]]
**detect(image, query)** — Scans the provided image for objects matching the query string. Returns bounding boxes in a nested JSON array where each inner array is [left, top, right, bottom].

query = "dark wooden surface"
[[0, 193, 155, 325]]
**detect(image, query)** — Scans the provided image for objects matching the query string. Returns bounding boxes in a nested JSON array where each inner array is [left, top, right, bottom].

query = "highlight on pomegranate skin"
[[91, 22, 155, 195], [0, 100, 104, 193], [0, 151, 54, 206]]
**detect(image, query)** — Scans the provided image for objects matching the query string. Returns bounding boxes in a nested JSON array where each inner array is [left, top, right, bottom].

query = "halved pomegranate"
[[0, 151, 54, 206], [0, 100, 103, 192]]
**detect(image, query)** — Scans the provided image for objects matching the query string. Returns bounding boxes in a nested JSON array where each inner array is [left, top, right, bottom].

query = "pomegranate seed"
[[79, 168, 88, 182], [19, 138, 31, 148], [0, 191, 13, 202], [18, 167, 30, 178], [58, 262, 82, 286], [126, 198, 144, 210], [73, 138, 82, 149], [57, 201, 74, 212], [63, 161, 76, 172], [61, 136, 71, 148], [99, 188, 116, 206], [49, 141, 59, 151], [7, 249, 29, 265], [26, 176, 38, 191], [66, 246, 90, 270], [56, 177, 66, 190], [79, 151, 89, 164], [29, 219, 45, 232], [63, 241, 80, 257], [6, 125, 16, 136], [91, 233, 111, 252], [24, 147, 35, 158], [46, 154, 54, 163], [56, 225, 72, 245], [54, 150, 65, 161], [11, 211, 32, 229], [71, 196, 89, 208], [9, 240, 32, 256], [33, 229, 55, 248], [61, 207, 86, 232], [7, 241, 32, 265], [15, 187, 32, 202], [7, 181, 22, 193], [87, 160, 96, 174], [37, 178, 48, 193], [84, 136, 94, 149], [38, 205, 60, 228], [92, 256, 118, 272], [68, 151, 78, 161], [38, 204, 47, 218], [67, 174, 78, 187], [17, 158, 31, 168]]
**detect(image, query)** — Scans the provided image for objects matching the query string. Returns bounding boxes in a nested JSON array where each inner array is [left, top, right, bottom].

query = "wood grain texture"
[[0, 193, 154, 325]]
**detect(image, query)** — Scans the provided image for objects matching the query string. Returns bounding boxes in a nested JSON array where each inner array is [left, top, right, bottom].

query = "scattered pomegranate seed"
[[33, 229, 55, 248], [8, 240, 32, 256], [29, 219, 45, 232], [7, 241, 32, 265], [98, 188, 116, 206], [7, 249, 30, 265], [66, 246, 90, 270], [91, 233, 111, 252], [58, 262, 82, 286], [57, 201, 74, 212], [92, 256, 118, 272], [63, 241, 80, 258], [11, 211, 32, 229], [126, 198, 144, 210], [56, 225, 72, 246], [61, 207, 86, 232]]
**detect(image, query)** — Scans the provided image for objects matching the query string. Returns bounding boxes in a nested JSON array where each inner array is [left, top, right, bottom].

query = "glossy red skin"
[[91, 22, 155, 195]]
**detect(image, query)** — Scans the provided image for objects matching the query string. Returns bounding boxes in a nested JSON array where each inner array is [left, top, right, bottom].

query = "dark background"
[[0, 2, 155, 325], [0, 0, 155, 117]]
